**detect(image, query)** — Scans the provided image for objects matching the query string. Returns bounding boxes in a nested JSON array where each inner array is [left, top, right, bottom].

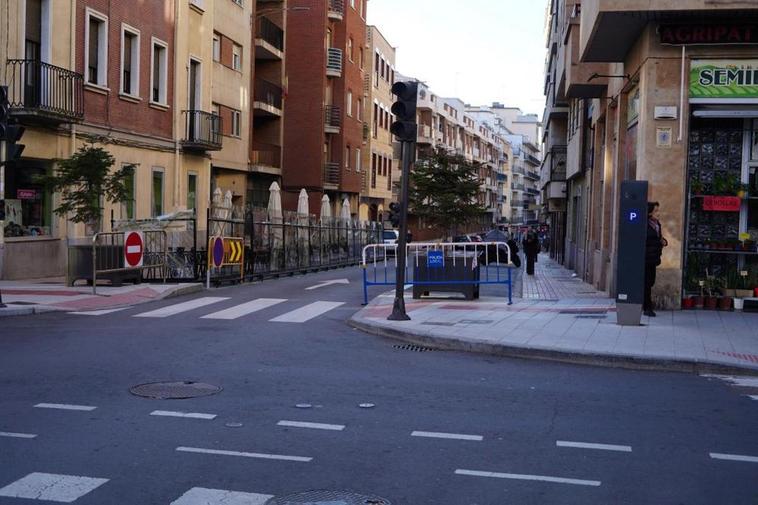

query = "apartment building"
[[282, 0, 368, 217], [359, 25, 397, 222], [544, 0, 758, 309]]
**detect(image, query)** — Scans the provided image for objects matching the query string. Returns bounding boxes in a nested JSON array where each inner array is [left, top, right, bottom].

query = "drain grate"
[[559, 309, 608, 315], [575, 315, 607, 319], [7, 301, 37, 305], [129, 381, 222, 399], [459, 319, 494, 325], [420, 321, 455, 326], [265, 490, 391, 505], [393, 344, 437, 352]]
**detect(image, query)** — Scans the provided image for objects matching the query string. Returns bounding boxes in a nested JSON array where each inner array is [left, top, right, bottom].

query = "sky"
[[367, 0, 549, 116]]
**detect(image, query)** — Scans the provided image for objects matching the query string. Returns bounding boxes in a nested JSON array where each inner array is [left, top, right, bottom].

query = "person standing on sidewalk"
[[523, 232, 540, 276], [644, 202, 668, 317]]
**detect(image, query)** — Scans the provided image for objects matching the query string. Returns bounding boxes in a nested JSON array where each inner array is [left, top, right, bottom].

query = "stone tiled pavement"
[[352, 254, 758, 373]]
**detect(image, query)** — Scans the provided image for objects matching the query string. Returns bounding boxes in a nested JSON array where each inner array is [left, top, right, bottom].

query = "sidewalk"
[[0, 278, 202, 317], [351, 254, 758, 374]]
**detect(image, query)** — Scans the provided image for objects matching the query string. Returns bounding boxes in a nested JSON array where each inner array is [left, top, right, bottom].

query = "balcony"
[[496, 172, 507, 182], [512, 166, 525, 176], [524, 170, 541, 181], [327, 0, 344, 21], [323, 162, 340, 187], [251, 143, 282, 173], [326, 48, 343, 78], [255, 17, 284, 61], [511, 183, 525, 191], [511, 199, 525, 208], [523, 152, 541, 167], [5, 59, 84, 124], [547, 181, 567, 200], [253, 78, 283, 117], [541, 145, 567, 190], [181, 110, 222, 152], [417, 124, 433, 144], [324, 105, 341, 134]]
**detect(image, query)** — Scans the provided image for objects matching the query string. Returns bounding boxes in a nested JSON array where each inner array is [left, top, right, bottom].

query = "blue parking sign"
[[427, 250, 444, 268]]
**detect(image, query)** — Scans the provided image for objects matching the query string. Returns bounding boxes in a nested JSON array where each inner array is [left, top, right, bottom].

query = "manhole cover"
[[265, 490, 391, 505], [129, 381, 222, 399]]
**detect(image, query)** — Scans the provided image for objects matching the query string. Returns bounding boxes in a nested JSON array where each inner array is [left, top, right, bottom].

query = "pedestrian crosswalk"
[[69, 297, 346, 323]]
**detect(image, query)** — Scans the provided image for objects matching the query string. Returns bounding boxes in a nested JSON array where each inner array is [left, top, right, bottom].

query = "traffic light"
[[388, 202, 401, 228], [390, 81, 418, 142], [0, 85, 25, 165]]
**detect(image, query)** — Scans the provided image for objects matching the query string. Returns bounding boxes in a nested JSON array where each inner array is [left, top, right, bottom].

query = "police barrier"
[[90, 230, 168, 295], [361, 242, 515, 306]]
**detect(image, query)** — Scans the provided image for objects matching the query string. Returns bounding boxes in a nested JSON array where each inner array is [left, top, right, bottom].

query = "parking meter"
[[616, 181, 648, 326]]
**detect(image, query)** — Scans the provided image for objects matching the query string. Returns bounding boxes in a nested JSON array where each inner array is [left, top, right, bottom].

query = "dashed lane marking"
[[556, 440, 632, 452], [34, 403, 96, 411], [176, 446, 312, 462], [411, 431, 483, 441], [150, 410, 217, 420], [0, 431, 37, 439], [277, 420, 345, 431], [710, 452, 758, 463], [455, 469, 601, 487]]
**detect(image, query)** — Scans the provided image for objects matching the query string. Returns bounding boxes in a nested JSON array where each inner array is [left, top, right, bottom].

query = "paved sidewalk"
[[0, 278, 202, 317], [351, 254, 758, 373]]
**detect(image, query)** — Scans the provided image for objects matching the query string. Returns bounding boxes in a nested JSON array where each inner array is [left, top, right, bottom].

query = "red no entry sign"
[[124, 231, 144, 268]]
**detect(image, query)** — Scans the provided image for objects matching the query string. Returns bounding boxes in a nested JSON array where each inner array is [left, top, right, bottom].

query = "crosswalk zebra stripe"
[[134, 297, 229, 318], [170, 487, 273, 505], [269, 301, 345, 323], [69, 308, 127, 316], [201, 298, 287, 320], [0, 472, 109, 502]]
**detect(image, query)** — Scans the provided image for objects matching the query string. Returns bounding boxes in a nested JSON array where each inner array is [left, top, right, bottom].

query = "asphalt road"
[[0, 265, 756, 504]]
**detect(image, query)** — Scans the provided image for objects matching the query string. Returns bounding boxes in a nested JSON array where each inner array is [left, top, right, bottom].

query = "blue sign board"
[[427, 250, 444, 269]]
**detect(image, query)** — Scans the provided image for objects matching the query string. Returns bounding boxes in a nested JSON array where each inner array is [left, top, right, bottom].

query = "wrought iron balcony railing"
[[323, 162, 340, 186], [251, 143, 282, 169], [326, 48, 343, 77], [328, 0, 344, 19], [254, 78, 283, 111], [255, 17, 284, 52], [324, 105, 341, 132], [181, 110, 222, 151], [5, 59, 84, 123]]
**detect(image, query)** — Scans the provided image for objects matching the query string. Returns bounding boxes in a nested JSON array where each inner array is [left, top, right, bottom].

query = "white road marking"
[[709, 452, 758, 463], [0, 472, 109, 502], [0, 431, 37, 439], [126, 245, 141, 254], [556, 440, 632, 452], [749, 395, 758, 401], [702, 375, 758, 388], [277, 420, 345, 431], [176, 446, 312, 462], [69, 308, 127, 316], [150, 410, 217, 420], [34, 403, 96, 411], [455, 469, 601, 487], [411, 431, 483, 441], [201, 298, 286, 320], [134, 297, 229, 318], [305, 279, 350, 290], [170, 487, 273, 505], [269, 301, 345, 323]]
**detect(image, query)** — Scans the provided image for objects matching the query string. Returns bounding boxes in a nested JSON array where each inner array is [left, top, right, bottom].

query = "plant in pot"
[[703, 274, 719, 310], [717, 275, 733, 311]]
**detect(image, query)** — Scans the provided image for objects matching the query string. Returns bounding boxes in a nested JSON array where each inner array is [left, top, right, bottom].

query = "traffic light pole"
[[0, 139, 6, 308], [388, 140, 414, 321]]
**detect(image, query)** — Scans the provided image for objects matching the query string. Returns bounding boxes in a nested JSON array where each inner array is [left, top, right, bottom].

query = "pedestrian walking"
[[644, 201, 668, 317], [522, 232, 540, 276], [506, 234, 521, 268]]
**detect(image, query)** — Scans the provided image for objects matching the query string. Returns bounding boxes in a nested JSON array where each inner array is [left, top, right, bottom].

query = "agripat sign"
[[690, 60, 758, 102]]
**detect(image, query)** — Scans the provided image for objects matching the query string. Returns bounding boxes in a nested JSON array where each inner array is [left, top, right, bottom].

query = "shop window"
[[4, 162, 52, 237]]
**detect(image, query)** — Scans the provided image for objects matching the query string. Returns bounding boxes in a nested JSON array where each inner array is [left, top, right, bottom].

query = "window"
[[345, 146, 350, 170], [122, 165, 136, 219], [355, 148, 361, 172], [232, 43, 242, 71], [212, 33, 220, 62], [85, 9, 108, 86], [357, 98, 362, 122], [371, 154, 377, 188], [347, 38, 353, 62], [359, 47, 364, 69], [121, 25, 140, 96], [150, 38, 168, 104], [373, 103, 378, 138], [4, 162, 53, 237], [387, 160, 393, 190], [152, 170, 164, 217], [231, 109, 241, 137], [187, 173, 197, 211], [346, 90, 352, 117]]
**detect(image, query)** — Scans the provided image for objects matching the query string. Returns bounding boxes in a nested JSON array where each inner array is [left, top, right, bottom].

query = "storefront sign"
[[702, 196, 742, 212], [16, 189, 37, 200], [690, 60, 758, 101], [660, 24, 758, 46]]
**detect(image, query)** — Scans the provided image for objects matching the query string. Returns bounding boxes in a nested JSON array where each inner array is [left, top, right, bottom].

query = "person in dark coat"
[[522, 232, 540, 275], [644, 202, 668, 317]]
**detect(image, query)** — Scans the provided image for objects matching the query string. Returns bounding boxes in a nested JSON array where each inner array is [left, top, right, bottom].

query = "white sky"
[[367, 0, 549, 115]]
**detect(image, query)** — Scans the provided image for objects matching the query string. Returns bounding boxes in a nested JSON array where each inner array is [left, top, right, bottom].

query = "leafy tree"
[[407, 148, 486, 237], [39, 144, 133, 230]]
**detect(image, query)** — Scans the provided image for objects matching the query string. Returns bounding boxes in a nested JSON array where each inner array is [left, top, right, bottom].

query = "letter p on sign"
[[124, 231, 145, 268]]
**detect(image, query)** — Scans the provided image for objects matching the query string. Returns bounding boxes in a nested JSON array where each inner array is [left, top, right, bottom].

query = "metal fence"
[[90, 231, 168, 294], [361, 242, 515, 305]]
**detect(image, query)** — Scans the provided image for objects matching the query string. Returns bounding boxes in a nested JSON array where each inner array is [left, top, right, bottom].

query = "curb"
[[348, 318, 758, 376], [159, 283, 204, 300]]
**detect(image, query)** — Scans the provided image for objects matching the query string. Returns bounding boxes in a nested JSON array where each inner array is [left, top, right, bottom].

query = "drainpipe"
[[173, 0, 181, 212], [678, 46, 685, 143]]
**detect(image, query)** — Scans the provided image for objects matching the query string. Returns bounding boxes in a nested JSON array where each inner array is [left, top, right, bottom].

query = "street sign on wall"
[[690, 59, 758, 102], [124, 231, 144, 268]]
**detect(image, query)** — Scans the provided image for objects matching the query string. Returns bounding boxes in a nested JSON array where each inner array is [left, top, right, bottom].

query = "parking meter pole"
[[388, 141, 413, 321]]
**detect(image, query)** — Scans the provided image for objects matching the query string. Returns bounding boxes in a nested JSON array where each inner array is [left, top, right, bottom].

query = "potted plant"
[[703, 274, 719, 310], [682, 296, 695, 309]]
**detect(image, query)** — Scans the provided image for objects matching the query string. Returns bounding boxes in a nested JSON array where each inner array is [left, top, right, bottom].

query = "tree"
[[39, 144, 133, 231], [407, 148, 487, 238]]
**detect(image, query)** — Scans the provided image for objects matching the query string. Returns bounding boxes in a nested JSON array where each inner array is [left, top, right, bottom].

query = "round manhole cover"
[[129, 381, 222, 399], [265, 490, 391, 505]]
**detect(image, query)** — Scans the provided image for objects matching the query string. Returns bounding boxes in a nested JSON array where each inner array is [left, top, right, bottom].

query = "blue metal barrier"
[[361, 242, 514, 305]]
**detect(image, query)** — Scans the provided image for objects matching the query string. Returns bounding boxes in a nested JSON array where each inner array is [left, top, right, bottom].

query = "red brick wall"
[[282, 0, 328, 195], [77, 0, 174, 140]]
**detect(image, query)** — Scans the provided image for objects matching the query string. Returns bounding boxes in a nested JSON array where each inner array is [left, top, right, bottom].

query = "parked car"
[[383, 229, 399, 256]]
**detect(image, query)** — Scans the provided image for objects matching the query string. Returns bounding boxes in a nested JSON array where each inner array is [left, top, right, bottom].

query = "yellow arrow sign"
[[225, 239, 243, 263]]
